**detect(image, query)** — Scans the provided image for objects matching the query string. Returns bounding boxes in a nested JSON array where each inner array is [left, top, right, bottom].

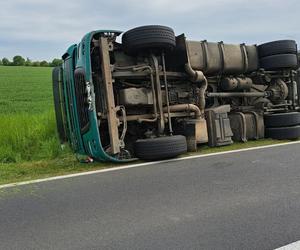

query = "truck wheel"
[[52, 67, 67, 143], [122, 25, 176, 55], [134, 135, 187, 160], [265, 125, 300, 140], [264, 112, 300, 128], [260, 54, 298, 70], [258, 40, 297, 58]]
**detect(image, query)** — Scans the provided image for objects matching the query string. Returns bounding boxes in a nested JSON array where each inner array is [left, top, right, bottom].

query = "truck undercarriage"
[[53, 25, 300, 162]]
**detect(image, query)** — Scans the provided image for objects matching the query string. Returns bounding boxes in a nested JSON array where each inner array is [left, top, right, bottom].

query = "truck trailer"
[[52, 25, 300, 162]]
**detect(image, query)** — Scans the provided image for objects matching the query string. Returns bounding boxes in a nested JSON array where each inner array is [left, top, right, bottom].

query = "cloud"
[[0, 0, 299, 60]]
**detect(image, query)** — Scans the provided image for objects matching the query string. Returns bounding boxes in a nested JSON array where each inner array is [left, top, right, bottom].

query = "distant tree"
[[25, 57, 32, 66], [50, 58, 63, 67], [40, 60, 49, 67], [0, 59, 2, 65], [12, 55, 25, 66], [32, 61, 40, 67], [2, 58, 10, 66]]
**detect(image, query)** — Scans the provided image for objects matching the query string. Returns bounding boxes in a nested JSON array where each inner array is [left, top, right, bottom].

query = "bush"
[[40, 60, 49, 67], [25, 58, 32, 66], [32, 61, 40, 67], [0, 56, 63, 67], [12, 55, 25, 66], [2, 58, 10, 66], [51, 58, 63, 67]]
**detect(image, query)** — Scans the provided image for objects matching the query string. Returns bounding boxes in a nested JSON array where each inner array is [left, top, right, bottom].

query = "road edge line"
[[274, 240, 300, 249], [1, 140, 300, 189]]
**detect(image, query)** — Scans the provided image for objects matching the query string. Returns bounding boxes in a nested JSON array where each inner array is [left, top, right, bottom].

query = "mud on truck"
[[52, 25, 300, 162]]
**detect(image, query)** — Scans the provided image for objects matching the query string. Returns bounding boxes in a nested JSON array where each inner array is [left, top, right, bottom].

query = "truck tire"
[[122, 25, 176, 55], [260, 54, 298, 70], [258, 40, 297, 58], [265, 125, 300, 139], [134, 135, 187, 160], [264, 112, 300, 128], [52, 67, 67, 143]]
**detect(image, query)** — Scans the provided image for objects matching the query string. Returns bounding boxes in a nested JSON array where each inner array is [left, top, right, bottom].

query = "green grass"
[[0, 111, 62, 163], [0, 65, 297, 185], [0, 66, 100, 185], [0, 66, 54, 114], [0, 66, 65, 163], [0, 156, 109, 185]]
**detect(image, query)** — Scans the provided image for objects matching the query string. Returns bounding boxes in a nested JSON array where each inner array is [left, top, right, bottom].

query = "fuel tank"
[[186, 40, 259, 75], [229, 111, 265, 142]]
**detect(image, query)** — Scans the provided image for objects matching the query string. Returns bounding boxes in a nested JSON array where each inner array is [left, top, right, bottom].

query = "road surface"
[[1, 143, 300, 249]]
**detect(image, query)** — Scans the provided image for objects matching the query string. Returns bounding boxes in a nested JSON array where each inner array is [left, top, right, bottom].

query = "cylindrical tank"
[[186, 40, 259, 75], [220, 77, 253, 91]]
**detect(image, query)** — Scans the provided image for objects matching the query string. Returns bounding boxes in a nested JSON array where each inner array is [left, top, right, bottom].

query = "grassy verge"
[[0, 138, 296, 185], [0, 155, 108, 185], [0, 66, 75, 184]]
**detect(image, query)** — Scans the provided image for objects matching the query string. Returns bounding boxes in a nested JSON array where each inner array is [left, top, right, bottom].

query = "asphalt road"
[[1, 144, 300, 250]]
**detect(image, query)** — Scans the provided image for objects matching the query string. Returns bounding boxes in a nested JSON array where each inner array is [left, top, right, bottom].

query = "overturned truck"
[[53, 25, 300, 162]]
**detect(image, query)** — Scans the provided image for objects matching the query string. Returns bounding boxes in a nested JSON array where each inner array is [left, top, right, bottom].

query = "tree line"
[[0, 56, 63, 67]]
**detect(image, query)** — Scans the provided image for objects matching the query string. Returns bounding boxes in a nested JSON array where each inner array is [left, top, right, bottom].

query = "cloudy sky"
[[0, 0, 299, 61]]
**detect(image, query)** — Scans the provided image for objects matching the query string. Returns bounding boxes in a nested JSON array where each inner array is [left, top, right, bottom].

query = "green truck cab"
[[53, 25, 300, 162], [53, 31, 127, 162]]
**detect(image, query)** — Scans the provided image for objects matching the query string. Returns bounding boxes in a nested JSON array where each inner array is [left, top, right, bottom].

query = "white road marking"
[[274, 240, 300, 250], [1, 140, 300, 190]]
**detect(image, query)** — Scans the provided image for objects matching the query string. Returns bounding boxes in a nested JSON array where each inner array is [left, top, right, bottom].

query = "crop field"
[[0, 66, 107, 185], [0, 66, 63, 163], [0, 66, 53, 114]]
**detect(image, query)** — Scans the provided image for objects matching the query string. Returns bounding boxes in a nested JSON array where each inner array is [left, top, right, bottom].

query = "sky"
[[0, 0, 299, 61]]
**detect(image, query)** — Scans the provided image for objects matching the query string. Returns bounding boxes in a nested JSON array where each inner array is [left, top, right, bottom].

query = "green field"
[[0, 66, 108, 184], [0, 66, 63, 163], [0, 66, 54, 114], [0, 66, 294, 185]]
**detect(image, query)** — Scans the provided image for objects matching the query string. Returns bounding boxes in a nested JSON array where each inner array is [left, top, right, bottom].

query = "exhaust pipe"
[[163, 104, 201, 119], [185, 63, 207, 115]]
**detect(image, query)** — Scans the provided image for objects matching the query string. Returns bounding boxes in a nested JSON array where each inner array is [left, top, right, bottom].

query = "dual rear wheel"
[[258, 40, 298, 70], [264, 112, 300, 139]]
